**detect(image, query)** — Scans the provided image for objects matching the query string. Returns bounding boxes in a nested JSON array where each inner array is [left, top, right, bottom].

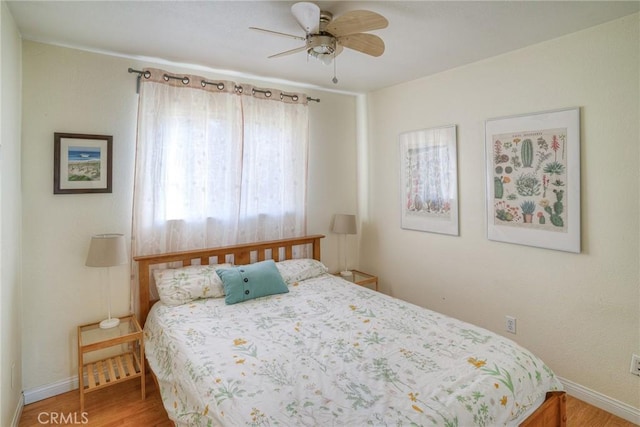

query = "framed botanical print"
[[399, 125, 459, 235], [485, 108, 580, 252]]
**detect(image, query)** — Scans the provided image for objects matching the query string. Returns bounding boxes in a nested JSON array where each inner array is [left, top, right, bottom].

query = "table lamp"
[[332, 214, 357, 276], [85, 233, 128, 329]]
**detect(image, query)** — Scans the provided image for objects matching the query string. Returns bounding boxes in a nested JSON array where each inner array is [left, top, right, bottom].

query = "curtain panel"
[[131, 68, 309, 311]]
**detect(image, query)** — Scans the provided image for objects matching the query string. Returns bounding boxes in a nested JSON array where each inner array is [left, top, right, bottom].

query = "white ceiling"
[[7, 1, 639, 94]]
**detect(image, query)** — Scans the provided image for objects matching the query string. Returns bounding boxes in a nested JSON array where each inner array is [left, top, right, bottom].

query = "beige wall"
[[1, 2, 23, 425], [20, 41, 358, 393], [363, 14, 639, 409]]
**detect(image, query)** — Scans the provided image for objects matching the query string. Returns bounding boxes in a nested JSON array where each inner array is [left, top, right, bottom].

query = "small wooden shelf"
[[77, 315, 145, 411], [82, 352, 142, 392]]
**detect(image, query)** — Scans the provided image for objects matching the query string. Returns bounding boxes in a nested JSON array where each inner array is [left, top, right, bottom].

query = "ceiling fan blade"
[[291, 2, 320, 34], [268, 45, 308, 59], [337, 33, 385, 57], [249, 27, 305, 41], [326, 10, 388, 37]]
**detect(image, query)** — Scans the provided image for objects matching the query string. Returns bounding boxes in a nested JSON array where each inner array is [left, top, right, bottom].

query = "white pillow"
[[276, 259, 328, 285], [153, 263, 232, 306]]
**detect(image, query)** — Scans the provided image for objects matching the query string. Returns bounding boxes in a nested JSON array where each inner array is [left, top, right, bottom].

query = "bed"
[[135, 235, 566, 426]]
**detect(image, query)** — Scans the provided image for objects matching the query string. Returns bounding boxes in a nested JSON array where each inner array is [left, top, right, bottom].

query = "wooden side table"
[[337, 270, 378, 291], [77, 314, 145, 411]]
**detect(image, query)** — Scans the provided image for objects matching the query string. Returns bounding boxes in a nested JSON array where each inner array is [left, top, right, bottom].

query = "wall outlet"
[[505, 316, 517, 334], [630, 354, 640, 377]]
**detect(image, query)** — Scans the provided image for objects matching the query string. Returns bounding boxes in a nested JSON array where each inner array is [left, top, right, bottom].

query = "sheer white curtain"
[[131, 69, 309, 310], [239, 93, 309, 242]]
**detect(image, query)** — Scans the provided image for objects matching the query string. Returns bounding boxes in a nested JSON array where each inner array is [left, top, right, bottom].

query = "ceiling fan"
[[250, 2, 388, 83]]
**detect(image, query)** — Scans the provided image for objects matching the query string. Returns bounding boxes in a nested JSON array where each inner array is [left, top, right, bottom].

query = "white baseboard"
[[11, 393, 24, 427], [23, 376, 78, 405], [559, 376, 640, 425]]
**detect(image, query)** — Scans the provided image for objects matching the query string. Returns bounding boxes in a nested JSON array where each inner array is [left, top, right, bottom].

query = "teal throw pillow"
[[216, 259, 289, 305]]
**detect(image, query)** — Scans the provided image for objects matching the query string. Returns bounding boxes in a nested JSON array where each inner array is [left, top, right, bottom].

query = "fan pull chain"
[[332, 54, 338, 84]]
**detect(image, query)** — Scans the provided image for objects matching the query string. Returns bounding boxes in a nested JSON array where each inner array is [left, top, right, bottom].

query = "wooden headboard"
[[133, 234, 324, 326]]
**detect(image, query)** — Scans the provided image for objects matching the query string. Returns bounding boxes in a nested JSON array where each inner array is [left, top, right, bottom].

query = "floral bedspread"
[[144, 274, 562, 426]]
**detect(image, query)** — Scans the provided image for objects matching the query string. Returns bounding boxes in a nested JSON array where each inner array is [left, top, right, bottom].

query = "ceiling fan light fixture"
[[312, 45, 331, 54], [253, 2, 387, 78], [309, 50, 333, 65], [307, 35, 335, 53], [306, 35, 335, 64]]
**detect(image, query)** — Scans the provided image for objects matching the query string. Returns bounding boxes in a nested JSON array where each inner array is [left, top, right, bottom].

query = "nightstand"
[[337, 270, 378, 291], [77, 314, 145, 411]]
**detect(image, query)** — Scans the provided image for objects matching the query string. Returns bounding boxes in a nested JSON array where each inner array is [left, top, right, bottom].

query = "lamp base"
[[99, 317, 120, 329], [340, 270, 353, 277]]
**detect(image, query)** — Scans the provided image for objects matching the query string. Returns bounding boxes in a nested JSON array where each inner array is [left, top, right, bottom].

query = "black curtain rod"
[[128, 68, 320, 103]]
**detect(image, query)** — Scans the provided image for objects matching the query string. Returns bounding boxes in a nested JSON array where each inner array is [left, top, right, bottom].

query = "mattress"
[[144, 272, 562, 426]]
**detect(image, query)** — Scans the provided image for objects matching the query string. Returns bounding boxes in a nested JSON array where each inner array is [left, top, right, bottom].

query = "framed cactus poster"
[[485, 107, 580, 252], [399, 125, 459, 235]]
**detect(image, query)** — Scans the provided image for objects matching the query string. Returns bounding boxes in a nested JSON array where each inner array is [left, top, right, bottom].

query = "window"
[[132, 70, 309, 256]]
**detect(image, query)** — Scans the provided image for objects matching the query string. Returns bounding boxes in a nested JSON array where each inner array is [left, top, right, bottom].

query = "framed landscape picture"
[[399, 125, 459, 236], [485, 108, 580, 252], [54, 133, 113, 194]]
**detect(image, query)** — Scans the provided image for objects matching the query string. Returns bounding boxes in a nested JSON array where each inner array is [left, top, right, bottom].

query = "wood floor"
[[19, 376, 172, 427], [19, 377, 637, 427]]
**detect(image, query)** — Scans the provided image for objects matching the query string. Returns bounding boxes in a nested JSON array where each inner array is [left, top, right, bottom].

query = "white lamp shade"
[[332, 214, 357, 235], [86, 234, 128, 267]]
